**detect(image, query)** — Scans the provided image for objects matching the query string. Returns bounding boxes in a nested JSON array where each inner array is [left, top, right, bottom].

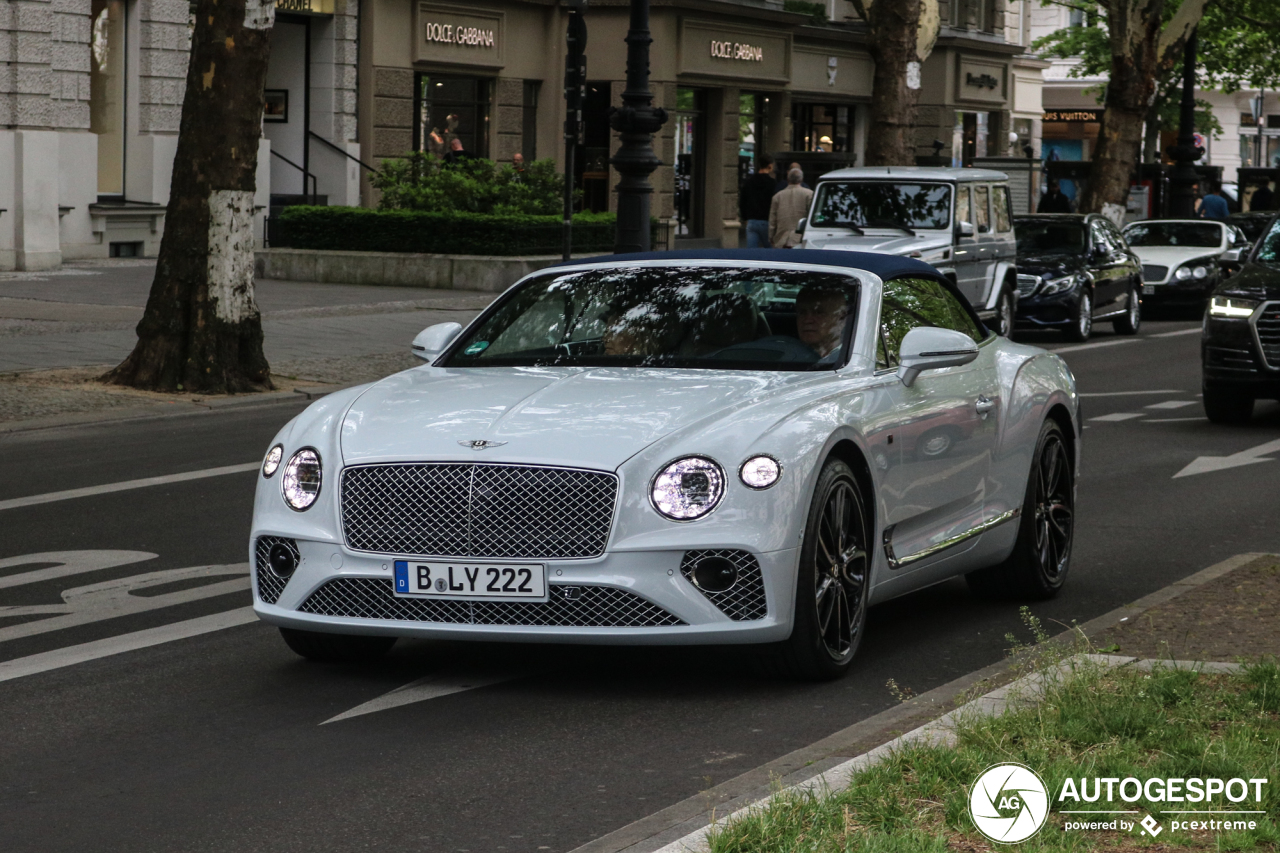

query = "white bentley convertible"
[[250, 250, 1080, 679]]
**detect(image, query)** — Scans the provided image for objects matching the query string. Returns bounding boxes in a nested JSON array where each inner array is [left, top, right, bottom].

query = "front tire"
[[1202, 383, 1254, 424], [1065, 291, 1092, 342], [992, 287, 1015, 338], [966, 420, 1073, 600], [772, 458, 870, 680], [280, 627, 397, 662], [1112, 284, 1141, 335]]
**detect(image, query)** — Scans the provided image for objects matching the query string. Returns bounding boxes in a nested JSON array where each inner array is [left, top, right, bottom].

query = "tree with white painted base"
[[104, 0, 274, 394]]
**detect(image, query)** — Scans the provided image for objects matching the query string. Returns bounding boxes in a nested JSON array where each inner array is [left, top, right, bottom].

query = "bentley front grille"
[[1142, 265, 1168, 283], [680, 549, 768, 621], [1255, 303, 1280, 369], [299, 578, 685, 627], [254, 536, 298, 605], [340, 463, 617, 559]]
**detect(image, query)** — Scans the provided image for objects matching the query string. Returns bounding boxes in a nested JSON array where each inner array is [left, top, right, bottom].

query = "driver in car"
[[795, 285, 850, 361]]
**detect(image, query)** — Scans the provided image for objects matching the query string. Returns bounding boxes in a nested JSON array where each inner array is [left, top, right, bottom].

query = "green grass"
[[706, 658, 1280, 852]]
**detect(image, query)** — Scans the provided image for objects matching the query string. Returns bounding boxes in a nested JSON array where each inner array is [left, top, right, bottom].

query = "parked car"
[[1201, 217, 1280, 423], [1228, 211, 1275, 244], [1122, 219, 1245, 308], [1012, 214, 1143, 342], [250, 250, 1080, 681], [799, 167, 1020, 337]]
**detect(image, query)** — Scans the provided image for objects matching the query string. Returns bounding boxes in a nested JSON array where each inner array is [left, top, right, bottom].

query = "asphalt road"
[[2, 317, 1279, 852]]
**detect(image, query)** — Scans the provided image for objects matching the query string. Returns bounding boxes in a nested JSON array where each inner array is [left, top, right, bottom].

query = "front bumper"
[[1015, 288, 1083, 328], [250, 536, 799, 645], [1202, 312, 1280, 398], [1143, 277, 1217, 304]]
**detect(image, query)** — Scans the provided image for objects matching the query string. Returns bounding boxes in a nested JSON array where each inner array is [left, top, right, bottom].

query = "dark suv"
[[1012, 214, 1143, 341], [1201, 215, 1280, 423]]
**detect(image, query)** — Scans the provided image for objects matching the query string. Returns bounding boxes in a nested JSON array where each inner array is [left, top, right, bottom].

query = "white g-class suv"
[[800, 166, 1020, 336]]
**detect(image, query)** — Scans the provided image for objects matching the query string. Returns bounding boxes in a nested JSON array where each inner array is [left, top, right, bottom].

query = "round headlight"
[[1175, 266, 1192, 280], [651, 456, 725, 521], [739, 455, 782, 489], [1192, 265, 1208, 279], [262, 444, 283, 478], [281, 448, 322, 511]]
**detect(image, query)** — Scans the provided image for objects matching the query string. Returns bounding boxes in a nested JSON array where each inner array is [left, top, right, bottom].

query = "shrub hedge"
[[272, 206, 632, 256]]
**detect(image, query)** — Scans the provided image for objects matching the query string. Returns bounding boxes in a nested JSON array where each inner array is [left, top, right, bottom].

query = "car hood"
[[338, 365, 822, 470], [1129, 245, 1221, 267], [1216, 261, 1280, 299], [1016, 253, 1084, 278], [802, 230, 950, 256]]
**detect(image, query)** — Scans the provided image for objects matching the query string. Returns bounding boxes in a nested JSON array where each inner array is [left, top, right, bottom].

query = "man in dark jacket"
[[1038, 179, 1073, 213], [739, 155, 777, 248]]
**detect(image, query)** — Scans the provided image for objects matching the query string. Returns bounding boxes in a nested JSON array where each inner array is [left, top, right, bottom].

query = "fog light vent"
[[254, 536, 299, 604], [679, 549, 767, 621]]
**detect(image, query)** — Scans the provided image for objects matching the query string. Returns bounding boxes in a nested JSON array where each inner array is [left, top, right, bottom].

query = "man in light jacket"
[[770, 168, 814, 248]]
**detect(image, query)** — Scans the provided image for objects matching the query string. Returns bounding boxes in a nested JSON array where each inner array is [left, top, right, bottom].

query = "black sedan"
[[1201, 216, 1280, 423], [1013, 214, 1143, 342]]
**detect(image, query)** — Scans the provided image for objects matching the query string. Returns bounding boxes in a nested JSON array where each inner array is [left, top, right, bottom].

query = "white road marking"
[[0, 550, 157, 591], [1150, 328, 1202, 338], [1145, 400, 1196, 409], [322, 668, 530, 724], [1078, 390, 1182, 397], [1089, 412, 1145, 422], [0, 462, 259, 513], [1173, 437, 1280, 478], [0, 607, 258, 683], [1144, 417, 1207, 423], [1049, 339, 1142, 355]]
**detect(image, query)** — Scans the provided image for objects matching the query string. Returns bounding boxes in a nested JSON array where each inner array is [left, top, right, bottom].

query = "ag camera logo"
[[970, 763, 1050, 843]]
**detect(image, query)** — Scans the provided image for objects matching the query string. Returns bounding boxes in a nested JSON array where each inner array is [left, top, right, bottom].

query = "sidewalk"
[[0, 260, 495, 425]]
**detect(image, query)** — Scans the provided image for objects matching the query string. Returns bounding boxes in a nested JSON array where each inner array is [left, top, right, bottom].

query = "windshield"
[[1014, 220, 1086, 255], [1256, 218, 1280, 263], [1123, 222, 1221, 248], [810, 182, 952, 230], [442, 266, 861, 371]]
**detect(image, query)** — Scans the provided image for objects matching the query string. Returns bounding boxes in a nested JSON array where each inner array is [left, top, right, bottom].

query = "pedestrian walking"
[[1199, 183, 1230, 222], [1251, 183, 1275, 211], [739, 155, 777, 249], [1038, 179, 1073, 213], [776, 161, 809, 192], [769, 168, 814, 248]]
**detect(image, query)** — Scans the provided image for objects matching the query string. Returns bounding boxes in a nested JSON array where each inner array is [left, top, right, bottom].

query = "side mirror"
[[956, 221, 975, 238], [897, 326, 980, 387], [412, 321, 463, 362], [1220, 248, 1242, 264], [796, 217, 807, 234]]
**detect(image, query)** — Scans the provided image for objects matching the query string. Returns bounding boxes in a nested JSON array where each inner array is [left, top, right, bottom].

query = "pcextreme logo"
[[969, 763, 1051, 843]]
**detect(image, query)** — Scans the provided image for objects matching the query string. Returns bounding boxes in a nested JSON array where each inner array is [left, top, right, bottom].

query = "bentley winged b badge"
[[458, 439, 508, 450]]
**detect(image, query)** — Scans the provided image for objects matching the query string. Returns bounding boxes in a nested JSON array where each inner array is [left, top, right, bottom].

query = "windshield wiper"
[[823, 222, 865, 234], [865, 219, 917, 236]]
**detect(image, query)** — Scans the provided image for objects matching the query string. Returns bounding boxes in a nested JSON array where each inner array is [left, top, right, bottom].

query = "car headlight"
[[1040, 275, 1077, 295], [1175, 266, 1192, 280], [651, 456, 725, 520], [739, 455, 782, 490], [1192, 265, 1208, 279], [281, 448, 322, 511], [262, 444, 283, 478], [1208, 296, 1259, 318]]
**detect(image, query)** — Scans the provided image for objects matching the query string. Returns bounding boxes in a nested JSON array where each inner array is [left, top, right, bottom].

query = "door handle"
[[975, 395, 994, 416]]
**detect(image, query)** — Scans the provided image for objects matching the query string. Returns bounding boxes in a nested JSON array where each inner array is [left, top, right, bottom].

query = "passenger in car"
[[795, 285, 850, 360]]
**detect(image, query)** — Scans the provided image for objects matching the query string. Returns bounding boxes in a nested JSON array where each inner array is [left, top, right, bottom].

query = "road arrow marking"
[[1173, 438, 1280, 478], [322, 668, 531, 724]]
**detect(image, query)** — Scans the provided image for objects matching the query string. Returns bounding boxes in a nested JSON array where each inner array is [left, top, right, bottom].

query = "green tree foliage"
[[371, 153, 570, 215]]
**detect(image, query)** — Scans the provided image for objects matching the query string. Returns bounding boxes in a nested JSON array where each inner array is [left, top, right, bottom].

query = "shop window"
[[953, 111, 990, 166], [415, 75, 491, 159], [522, 81, 539, 163], [578, 82, 611, 214], [790, 103, 854, 153], [738, 93, 769, 185], [90, 0, 126, 196], [675, 87, 705, 238]]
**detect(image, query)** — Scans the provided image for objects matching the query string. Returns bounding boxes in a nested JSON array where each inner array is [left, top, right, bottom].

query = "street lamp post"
[[1167, 29, 1203, 219], [609, 0, 667, 253]]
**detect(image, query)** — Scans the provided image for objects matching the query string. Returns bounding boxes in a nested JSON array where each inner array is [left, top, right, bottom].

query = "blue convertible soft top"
[[548, 248, 945, 282]]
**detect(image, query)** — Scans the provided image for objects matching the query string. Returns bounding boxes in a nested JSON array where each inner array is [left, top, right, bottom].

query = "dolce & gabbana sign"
[[710, 40, 764, 62], [680, 20, 789, 81], [415, 3, 504, 67]]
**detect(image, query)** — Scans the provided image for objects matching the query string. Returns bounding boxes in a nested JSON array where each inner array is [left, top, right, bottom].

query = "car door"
[[1103, 218, 1142, 302], [875, 277, 999, 572], [952, 184, 984, 306], [970, 184, 999, 307], [1086, 219, 1125, 314]]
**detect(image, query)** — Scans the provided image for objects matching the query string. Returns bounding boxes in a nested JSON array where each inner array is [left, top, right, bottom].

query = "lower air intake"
[[254, 536, 298, 605], [680, 549, 768, 621]]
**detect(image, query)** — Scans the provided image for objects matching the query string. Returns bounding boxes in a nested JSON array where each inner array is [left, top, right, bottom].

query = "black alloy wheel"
[[1113, 282, 1141, 335], [1065, 291, 1092, 342], [280, 627, 398, 662], [772, 458, 870, 680], [966, 420, 1074, 600], [1202, 383, 1254, 425]]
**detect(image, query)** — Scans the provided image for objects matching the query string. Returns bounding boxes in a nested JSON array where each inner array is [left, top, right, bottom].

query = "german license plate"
[[1142, 285, 1156, 294], [393, 560, 547, 600]]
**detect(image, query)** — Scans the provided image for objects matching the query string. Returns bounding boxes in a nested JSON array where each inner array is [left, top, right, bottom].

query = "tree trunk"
[[104, 0, 274, 394], [859, 0, 939, 166]]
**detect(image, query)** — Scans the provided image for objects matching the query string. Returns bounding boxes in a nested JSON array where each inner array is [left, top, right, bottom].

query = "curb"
[[569, 551, 1274, 853]]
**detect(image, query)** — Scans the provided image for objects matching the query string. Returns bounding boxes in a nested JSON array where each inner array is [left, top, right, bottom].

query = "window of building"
[[522, 81, 539, 163], [578, 82, 611, 213], [738, 92, 769, 185], [791, 103, 854, 153], [90, 0, 127, 196], [953, 111, 990, 166], [415, 75, 491, 159], [675, 87, 706, 238]]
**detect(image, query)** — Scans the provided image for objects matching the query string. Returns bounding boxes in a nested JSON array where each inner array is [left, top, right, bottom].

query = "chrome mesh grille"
[[1142, 265, 1168, 283], [299, 577, 684, 627], [340, 463, 617, 559], [1015, 274, 1040, 298], [254, 536, 297, 605], [1255, 303, 1280, 369], [680, 549, 768, 621]]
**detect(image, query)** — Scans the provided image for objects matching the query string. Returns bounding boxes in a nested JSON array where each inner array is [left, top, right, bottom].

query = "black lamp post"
[[609, 0, 667, 253], [1167, 29, 1203, 219]]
